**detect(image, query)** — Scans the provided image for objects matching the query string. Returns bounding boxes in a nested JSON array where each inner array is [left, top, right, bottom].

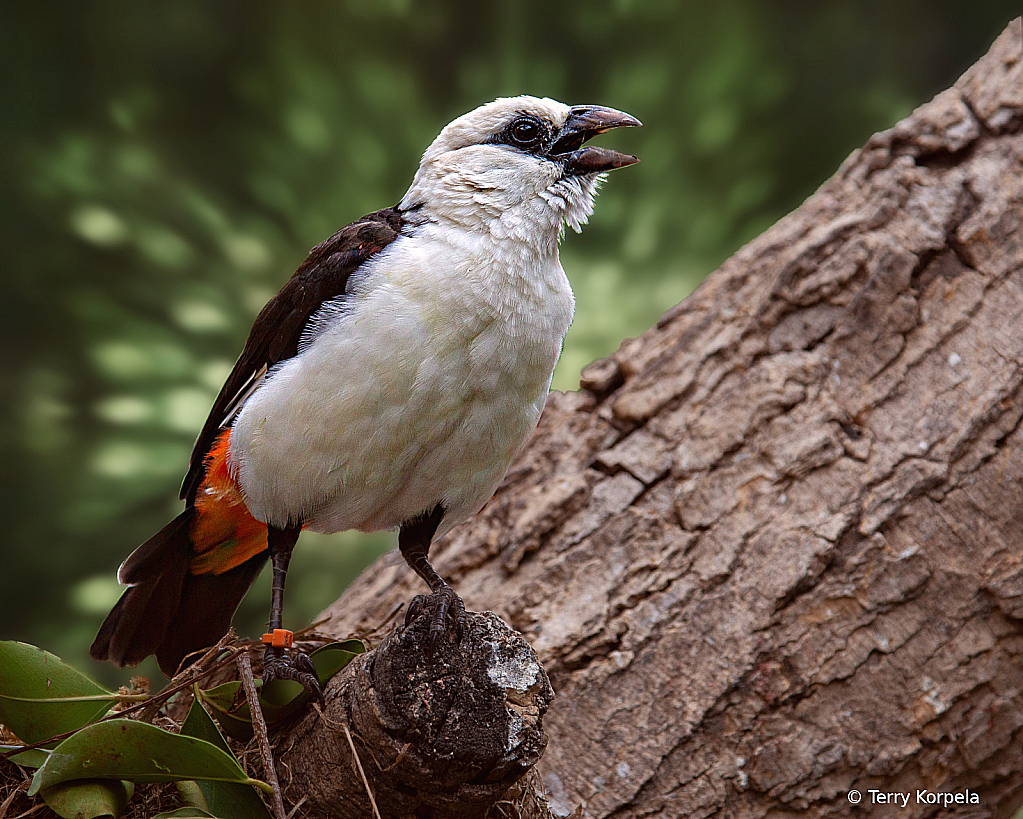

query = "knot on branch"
[[280, 611, 554, 818]]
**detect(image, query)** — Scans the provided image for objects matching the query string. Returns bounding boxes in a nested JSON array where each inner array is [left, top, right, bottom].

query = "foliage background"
[[1, 0, 1016, 686]]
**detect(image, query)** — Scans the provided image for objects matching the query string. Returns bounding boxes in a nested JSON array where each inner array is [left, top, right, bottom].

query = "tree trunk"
[[296, 19, 1023, 819]]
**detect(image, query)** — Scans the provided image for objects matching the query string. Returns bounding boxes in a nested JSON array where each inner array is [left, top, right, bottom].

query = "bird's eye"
[[509, 116, 542, 147]]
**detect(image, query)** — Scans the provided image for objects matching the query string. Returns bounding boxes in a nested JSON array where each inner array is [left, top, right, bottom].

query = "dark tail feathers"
[[90, 510, 267, 676]]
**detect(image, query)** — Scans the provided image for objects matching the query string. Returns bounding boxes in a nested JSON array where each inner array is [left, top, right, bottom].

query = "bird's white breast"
[[229, 222, 575, 536]]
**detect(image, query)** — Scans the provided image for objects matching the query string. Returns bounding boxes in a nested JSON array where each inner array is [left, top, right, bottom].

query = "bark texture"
[[279, 612, 553, 818], [307, 20, 1023, 819]]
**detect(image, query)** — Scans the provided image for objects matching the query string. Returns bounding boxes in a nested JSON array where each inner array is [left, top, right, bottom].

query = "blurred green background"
[[1, 1, 1016, 686]]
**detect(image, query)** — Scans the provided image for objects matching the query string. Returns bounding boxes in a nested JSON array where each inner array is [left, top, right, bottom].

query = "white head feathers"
[[401, 96, 617, 246]]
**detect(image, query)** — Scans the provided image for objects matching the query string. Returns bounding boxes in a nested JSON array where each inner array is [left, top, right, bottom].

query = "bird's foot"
[[262, 645, 324, 703], [405, 583, 467, 655]]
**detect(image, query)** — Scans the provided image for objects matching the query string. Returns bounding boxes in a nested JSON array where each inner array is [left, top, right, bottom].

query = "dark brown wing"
[[180, 206, 406, 504]]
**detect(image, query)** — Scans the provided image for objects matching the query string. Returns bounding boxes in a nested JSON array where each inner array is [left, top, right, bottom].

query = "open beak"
[[550, 105, 642, 175]]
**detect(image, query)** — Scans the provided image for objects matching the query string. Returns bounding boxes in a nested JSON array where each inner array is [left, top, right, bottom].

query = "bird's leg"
[[399, 504, 466, 653], [262, 522, 323, 701]]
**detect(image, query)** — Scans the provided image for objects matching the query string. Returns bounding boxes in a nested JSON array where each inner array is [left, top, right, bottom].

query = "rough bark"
[[279, 612, 553, 818], [298, 19, 1023, 819]]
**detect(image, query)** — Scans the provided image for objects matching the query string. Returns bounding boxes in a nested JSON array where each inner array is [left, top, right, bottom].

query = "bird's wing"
[[180, 206, 405, 503]]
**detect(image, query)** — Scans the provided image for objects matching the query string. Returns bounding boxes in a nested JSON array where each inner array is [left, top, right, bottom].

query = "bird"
[[91, 96, 640, 696]]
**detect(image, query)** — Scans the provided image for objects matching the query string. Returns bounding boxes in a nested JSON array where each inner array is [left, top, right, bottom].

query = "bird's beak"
[[550, 105, 642, 175]]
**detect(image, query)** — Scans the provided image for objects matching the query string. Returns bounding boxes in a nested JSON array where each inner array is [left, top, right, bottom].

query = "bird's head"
[[401, 96, 640, 244]]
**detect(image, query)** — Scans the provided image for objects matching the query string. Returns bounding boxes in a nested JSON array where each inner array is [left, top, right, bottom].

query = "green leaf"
[[175, 779, 208, 810], [0, 641, 116, 746], [29, 719, 270, 796], [196, 682, 252, 743], [40, 778, 133, 819], [180, 697, 232, 755], [319, 638, 367, 659], [151, 810, 219, 818], [180, 699, 273, 819]]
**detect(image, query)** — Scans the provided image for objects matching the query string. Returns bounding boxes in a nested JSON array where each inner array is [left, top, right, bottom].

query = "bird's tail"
[[91, 431, 270, 676]]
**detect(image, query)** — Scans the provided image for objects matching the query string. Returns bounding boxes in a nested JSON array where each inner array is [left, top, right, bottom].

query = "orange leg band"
[[261, 629, 294, 649]]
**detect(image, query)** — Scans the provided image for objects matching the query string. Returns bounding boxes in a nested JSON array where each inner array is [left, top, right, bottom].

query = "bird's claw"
[[405, 584, 467, 655], [262, 646, 324, 704]]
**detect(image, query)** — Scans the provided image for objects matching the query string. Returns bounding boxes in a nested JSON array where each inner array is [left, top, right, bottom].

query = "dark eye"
[[509, 116, 542, 147]]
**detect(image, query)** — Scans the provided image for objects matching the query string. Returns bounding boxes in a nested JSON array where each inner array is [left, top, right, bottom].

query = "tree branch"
[[279, 612, 552, 819]]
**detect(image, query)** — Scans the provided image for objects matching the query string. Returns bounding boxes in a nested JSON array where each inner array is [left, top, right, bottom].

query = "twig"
[[139, 629, 241, 723], [284, 795, 308, 819], [292, 618, 331, 637], [171, 627, 241, 677], [0, 781, 22, 818], [9, 801, 44, 818], [237, 652, 286, 819], [314, 703, 382, 819]]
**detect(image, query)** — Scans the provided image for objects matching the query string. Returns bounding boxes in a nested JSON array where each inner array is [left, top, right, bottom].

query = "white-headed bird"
[[91, 96, 641, 696]]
